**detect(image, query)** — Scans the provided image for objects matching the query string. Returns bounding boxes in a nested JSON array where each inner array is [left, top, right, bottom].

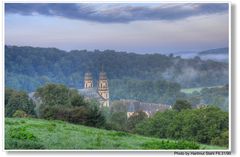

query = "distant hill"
[[171, 51, 197, 59], [5, 45, 228, 104], [197, 48, 229, 62], [169, 47, 229, 63], [198, 47, 229, 55]]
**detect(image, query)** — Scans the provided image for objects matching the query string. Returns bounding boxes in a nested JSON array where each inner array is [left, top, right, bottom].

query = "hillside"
[[5, 118, 225, 150], [198, 47, 228, 55], [5, 45, 228, 92], [181, 85, 225, 94], [197, 48, 228, 62]]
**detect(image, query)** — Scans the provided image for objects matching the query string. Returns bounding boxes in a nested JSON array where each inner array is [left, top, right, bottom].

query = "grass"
[[181, 85, 224, 94], [5, 118, 226, 150]]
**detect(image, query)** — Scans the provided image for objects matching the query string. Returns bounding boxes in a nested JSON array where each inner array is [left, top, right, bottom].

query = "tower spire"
[[84, 72, 93, 89], [98, 65, 109, 107]]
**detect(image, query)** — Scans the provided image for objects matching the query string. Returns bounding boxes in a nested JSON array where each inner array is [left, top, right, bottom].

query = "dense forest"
[[5, 45, 229, 107]]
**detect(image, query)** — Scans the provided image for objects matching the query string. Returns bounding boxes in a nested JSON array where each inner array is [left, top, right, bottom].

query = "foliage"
[[127, 111, 148, 132], [13, 110, 28, 118], [5, 138, 45, 149], [106, 111, 128, 131], [5, 118, 225, 150], [211, 130, 229, 147], [5, 88, 35, 117], [86, 101, 106, 128], [186, 85, 229, 111], [142, 140, 200, 149], [135, 106, 228, 146], [35, 84, 106, 128], [173, 99, 192, 111], [110, 100, 128, 113], [35, 83, 83, 107], [6, 46, 228, 100], [5, 125, 45, 149], [9, 126, 37, 140], [109, 79, 184, 104]]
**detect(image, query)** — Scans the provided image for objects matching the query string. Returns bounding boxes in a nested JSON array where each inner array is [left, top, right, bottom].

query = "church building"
[[78, 68, 109, 107]]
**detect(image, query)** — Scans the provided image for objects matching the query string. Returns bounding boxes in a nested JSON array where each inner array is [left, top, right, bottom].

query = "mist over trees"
[[6, 45, 228, 90], [5, 45, 229, 108]]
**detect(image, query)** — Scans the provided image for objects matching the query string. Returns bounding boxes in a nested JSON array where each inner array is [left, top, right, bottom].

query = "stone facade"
[[79, 70, 109, 107]]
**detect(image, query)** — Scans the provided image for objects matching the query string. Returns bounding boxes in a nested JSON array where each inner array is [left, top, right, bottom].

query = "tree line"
[[5, 84, 228, 147], [6, 45, 228, 93]]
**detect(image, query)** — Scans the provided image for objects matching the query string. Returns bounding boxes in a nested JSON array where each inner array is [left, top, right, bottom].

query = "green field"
[[5, 118, 226, 150], [181, 86, 224, 94]]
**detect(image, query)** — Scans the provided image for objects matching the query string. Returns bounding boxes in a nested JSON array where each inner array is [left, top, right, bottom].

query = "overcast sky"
[[5, 3, 229, 54]]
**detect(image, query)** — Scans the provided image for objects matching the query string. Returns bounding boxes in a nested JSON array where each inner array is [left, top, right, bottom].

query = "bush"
[[68, 106, 89, 124], [211, 130, 229, 147], [173, 99, 192, 112], [142, 140, 200, 149], [41, 105, 70, 121], [35, 84, 106, 128], [5, 88, 36, 117], [13, 110, 28, 118], [135, 106, 228, 146], [9, 126, 36, 141], [85, 101, 106, 128], [40, 102, 106, 128], [106, 111, 128, 131], [6, 126, 45, 150], [35, 84, 87, 107], [5, 139, 45, 149], [127, 111, 148, 132]]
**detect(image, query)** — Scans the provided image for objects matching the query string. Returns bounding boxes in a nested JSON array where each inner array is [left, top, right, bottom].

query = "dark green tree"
[[5, 88, 35, 117], [127, 110, 148, 132], [135, 106, 228, 146], [108, 111, 128, 131], [173, 100, 192, 112]]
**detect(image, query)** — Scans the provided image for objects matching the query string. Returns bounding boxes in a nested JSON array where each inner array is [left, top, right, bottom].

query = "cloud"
[[5, 3, 228, 23]]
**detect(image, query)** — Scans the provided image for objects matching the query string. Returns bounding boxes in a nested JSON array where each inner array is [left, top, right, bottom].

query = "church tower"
[[98, 66, 109, 107], [84, 72, 93, 88]]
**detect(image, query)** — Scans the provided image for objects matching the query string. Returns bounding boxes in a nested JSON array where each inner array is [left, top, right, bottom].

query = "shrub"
[[135, 106, 228, 147], [40, 105, 69, 121], [211, 130, 229, 147], [68, 106, 89, 124], [142, 140, 200, 149], [5, 139, 45, 149], [85, 101, 106, 128], [9, 126, 37, 141], [106, 112, 128, 131], [127, 110, 148, 132], [47, 124, 56, 132], [40, 102, 106, 128], [5, 88, 36, 117], [6, 126, 45, 149], [35, 84, 106, 128], [13, 110, 28, 118], [173, 99, 192, 112]]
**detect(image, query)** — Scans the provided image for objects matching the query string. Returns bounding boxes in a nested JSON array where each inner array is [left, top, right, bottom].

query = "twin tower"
[[84, 70, 109, 107]]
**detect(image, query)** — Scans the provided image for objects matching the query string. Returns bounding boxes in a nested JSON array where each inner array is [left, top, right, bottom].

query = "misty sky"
[[5, 3, 229, 54]]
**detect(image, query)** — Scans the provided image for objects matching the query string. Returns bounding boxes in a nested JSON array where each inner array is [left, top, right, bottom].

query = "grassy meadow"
[[5, 118, 226, 150]]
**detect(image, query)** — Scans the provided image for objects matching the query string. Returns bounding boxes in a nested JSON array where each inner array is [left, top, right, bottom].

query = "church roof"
[[121, 99, 171, 115], [84, 72, 93, 80], [78, 88, 104, 100], [99, 72, 107, 80]]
